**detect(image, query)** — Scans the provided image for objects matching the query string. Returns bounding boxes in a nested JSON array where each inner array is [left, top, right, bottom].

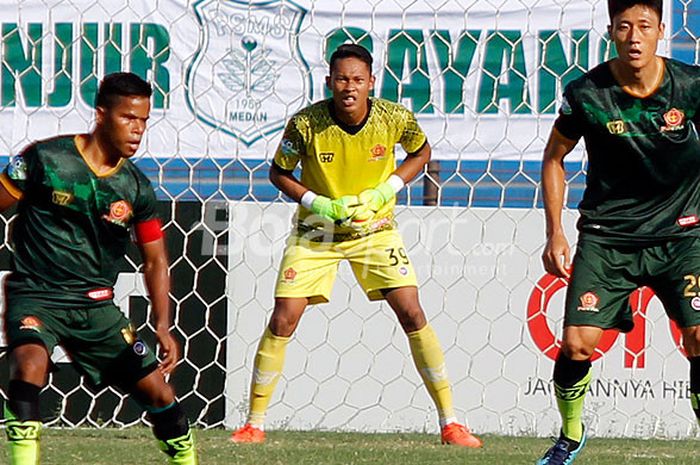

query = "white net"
[[0, 0, 698, 438]]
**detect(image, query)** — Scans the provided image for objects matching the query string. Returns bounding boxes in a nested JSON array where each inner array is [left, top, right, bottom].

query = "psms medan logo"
[[186, 0, 311, 146]]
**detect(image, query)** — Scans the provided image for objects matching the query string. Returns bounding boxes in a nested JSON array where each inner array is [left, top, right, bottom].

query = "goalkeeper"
[[1, 73, 196, 465], [231, 44, 481, 448]]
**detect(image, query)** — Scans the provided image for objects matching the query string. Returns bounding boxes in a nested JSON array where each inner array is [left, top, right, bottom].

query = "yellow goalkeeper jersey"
[[274, 97, 427, 240]]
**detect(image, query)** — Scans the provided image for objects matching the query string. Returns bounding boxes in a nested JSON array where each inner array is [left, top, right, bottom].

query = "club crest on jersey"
[[369, 144, 387, 161], [577, 291, 600, 312], [19, 316, 42, 332], [606, 120, 626, 135], [103, 200, 133, 227], [660, 108, 685, 132], [283, 267, 297, 282]]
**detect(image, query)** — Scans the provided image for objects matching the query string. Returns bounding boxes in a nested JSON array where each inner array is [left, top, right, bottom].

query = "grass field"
[[2, 428, 696, 465]]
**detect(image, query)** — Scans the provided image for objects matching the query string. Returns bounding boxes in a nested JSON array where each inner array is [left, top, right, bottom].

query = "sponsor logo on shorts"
[[677, 215, 699, 227], [103, 200, 133, 227], [399, 266, 409, 276], [283, 267, 297, 282], [691, 296, 700, 311], [121, 324, 137, 345], [661, 108, 685, 132], [19, 316, 42, 332], [369, 144, 386, 161], [577, 291, 600, 312], [87, 288, 113, 301], [133, 340, 148, 356]]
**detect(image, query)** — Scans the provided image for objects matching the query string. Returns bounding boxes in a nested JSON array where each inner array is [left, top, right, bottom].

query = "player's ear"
[[95, 106, 105, 126], [368, 74, 375, 92], [658, 21, 666, 39], [325, 75, 331, 90]]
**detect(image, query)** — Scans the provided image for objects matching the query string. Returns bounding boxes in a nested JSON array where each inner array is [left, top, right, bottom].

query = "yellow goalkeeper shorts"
[[274, 229, 417, 304]]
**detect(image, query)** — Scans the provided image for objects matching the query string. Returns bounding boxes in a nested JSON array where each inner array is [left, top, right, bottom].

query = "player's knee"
[[268, 310, 301, 337], [681, 326, 700, 357], [394, 304, 426, 332], [560, 340, 596, 361], [11, 348, 49, 385]]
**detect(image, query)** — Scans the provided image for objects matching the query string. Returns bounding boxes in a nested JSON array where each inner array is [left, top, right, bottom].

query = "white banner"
[[0, 1, 673, 160], [225, 203, 698, 438]]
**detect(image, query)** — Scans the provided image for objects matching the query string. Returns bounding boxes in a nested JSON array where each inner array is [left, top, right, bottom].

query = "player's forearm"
[[542, 156, 567, 238], [269, 163, 308, 202], [393, 143, 431, 184], [143, 258, 172, 332]]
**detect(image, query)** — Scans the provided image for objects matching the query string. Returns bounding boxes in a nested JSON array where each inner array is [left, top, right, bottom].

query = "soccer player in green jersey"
[[230, 44, 482, 448], [0, 73, 197, 465], [539, 1, 700, 463]]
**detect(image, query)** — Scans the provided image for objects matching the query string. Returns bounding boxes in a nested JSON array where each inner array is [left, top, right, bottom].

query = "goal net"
[[0, 0, 698, 438]]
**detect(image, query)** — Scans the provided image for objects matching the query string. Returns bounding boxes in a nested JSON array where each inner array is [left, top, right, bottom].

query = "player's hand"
[[156, 329, 180, 376], [358, 181, 395, 212], [345, 203, 375, 231], [542, 231, 571, 278], [310, 194, 359, 223]]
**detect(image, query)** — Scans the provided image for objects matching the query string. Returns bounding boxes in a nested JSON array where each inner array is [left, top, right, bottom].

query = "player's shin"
[[248, 327, 291, 428], [149, 402, 197, 465], [689, 356, 700, 425], [5, 380, 42, 465], [407, 324, 456, 426], [553, 353, 592, 442]]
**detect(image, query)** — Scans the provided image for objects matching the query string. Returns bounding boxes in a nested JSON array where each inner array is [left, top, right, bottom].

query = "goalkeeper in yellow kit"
[[230, 44, 482, 448]]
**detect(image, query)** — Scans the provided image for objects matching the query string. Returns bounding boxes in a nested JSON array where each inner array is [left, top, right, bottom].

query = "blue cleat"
[[536, 426, 587, 465]]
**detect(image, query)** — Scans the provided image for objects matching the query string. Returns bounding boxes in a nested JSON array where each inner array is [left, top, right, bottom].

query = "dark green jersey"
[[0, 135, 159, 307], [555, 58, 700, 244]]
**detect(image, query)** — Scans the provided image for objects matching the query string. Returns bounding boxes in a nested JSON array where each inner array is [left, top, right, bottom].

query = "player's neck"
[[334, 101, 370, 127], [79, 133, 123, 174], [610, 56, 664, 98]]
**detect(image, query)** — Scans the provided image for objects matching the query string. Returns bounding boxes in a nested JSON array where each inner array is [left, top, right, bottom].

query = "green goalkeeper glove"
[[309, 194, 359, 223], [357, 175, 405, 212]]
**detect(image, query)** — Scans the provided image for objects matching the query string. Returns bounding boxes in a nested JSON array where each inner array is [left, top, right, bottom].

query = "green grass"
[[1, 428, 697, 465]]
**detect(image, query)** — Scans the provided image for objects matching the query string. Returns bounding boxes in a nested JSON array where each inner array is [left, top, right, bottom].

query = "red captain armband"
[[134, 218, 164, 244]]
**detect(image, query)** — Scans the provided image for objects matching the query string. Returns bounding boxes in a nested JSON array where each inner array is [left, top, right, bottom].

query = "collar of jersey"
[[327, 98, 372, 135], [74, 135, 126, 178]]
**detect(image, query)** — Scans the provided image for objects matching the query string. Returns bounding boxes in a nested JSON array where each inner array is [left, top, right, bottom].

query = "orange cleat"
[[441, 423, 483, 448], [230, 423, 266, 443]]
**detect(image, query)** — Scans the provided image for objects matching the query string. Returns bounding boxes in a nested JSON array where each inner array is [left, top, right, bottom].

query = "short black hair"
[[329, 44, 373, 74], [95, 72, 152, 109], [608, 0, 663, 23]]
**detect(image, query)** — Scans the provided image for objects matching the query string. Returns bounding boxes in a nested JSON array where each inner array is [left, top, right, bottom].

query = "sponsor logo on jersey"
[[19, 316, 42, 332], [283, 267, 297, 282], [7, 155, 27, 181], [103, 200, 133, 227], [691, 296, 700, 311], [319, 152, 334, 163], [660, 108, 685, 132], [87, 288, 113, 301], [577, 291, 600, 312], [51, 190, 73, 206], [369, 144, 387, 161], [677, 215, 699, 227], [606, 120, 626, 135]]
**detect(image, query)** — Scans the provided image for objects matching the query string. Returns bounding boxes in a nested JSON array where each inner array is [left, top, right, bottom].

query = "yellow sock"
[[4, 404, 41, 465], [156, 430, 197, 465], [407, 324, 456, 423], [248, 327, 290, 427], [555, 369, 591, 442]]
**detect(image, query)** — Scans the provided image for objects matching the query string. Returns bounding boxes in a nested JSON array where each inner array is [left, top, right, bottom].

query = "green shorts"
[[4, 300, 158, 389], [565, 237, 700, 332]]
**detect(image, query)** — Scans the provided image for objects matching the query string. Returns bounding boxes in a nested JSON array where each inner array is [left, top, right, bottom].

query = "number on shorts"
[[684, 274, 698, 297], [386, 247, 409, 266]]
